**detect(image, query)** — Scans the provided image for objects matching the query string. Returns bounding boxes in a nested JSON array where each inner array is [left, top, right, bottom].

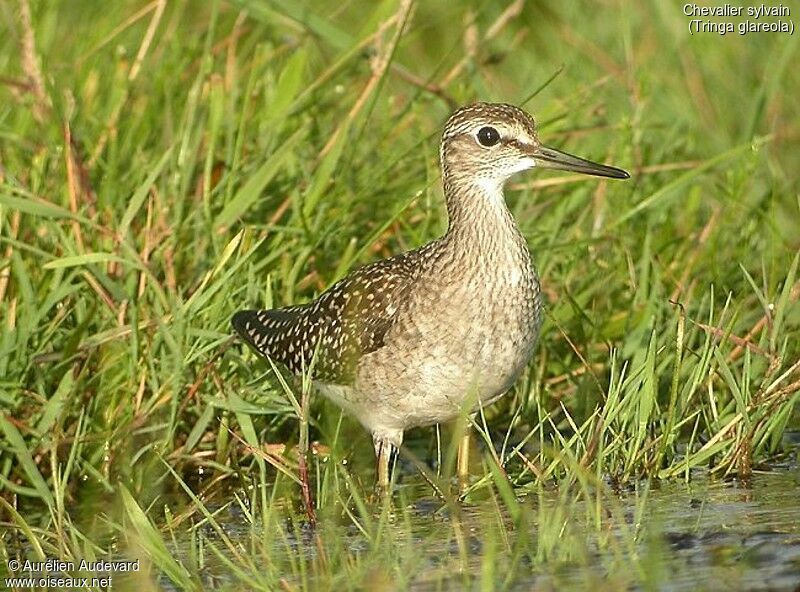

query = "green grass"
[[1, 0, 799, 589]]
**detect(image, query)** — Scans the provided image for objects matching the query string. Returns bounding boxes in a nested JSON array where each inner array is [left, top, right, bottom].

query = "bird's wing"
[[232, 250, 421, 385]]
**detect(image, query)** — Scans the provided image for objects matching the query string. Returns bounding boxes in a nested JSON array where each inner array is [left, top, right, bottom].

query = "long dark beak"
[[529, 145, 630, 179]]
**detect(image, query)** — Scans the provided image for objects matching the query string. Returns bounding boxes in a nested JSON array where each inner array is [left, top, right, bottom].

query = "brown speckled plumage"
[[233, 248, 426, 383], [233, 102, 629, 485]]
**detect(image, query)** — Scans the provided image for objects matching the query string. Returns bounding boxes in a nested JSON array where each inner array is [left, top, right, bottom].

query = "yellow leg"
[[373, 431, 402, 491], [457, 428, 471, 482], [376, 440, 391, 489]]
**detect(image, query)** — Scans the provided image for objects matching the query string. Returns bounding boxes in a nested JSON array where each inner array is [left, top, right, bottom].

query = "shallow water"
[[623, 470, 800, 592], [171, 463, 800, 591], [416, 470, 800, 591], [9, 453, 797, 590]]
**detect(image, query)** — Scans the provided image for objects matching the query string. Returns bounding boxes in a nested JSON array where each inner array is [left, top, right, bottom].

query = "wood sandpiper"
[[233, 102, 629, 488]]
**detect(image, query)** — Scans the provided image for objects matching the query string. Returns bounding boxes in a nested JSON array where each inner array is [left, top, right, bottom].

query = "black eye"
[[477, 126, 500, 147]]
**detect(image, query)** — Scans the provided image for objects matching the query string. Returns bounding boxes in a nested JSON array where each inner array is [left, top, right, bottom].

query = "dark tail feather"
[[232, 310, 261, 350], [231, 306, 316, 375]]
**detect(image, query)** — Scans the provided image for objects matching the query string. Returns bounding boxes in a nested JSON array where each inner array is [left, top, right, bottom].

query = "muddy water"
[[173, 463, 799, 591], [627, 470, 800, 591]]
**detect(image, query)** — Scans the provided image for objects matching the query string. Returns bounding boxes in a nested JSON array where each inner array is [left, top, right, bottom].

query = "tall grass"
[[1, 0, 798, 589]]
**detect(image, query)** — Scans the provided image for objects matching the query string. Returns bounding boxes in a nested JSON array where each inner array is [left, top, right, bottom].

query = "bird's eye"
[[476, 126, 500, 147]]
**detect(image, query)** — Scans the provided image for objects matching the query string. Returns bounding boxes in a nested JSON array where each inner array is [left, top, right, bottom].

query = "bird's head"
[[441, 102, 629, 191]]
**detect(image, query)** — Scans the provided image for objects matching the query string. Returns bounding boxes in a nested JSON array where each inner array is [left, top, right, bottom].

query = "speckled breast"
[[351, 242, 542, 431]]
